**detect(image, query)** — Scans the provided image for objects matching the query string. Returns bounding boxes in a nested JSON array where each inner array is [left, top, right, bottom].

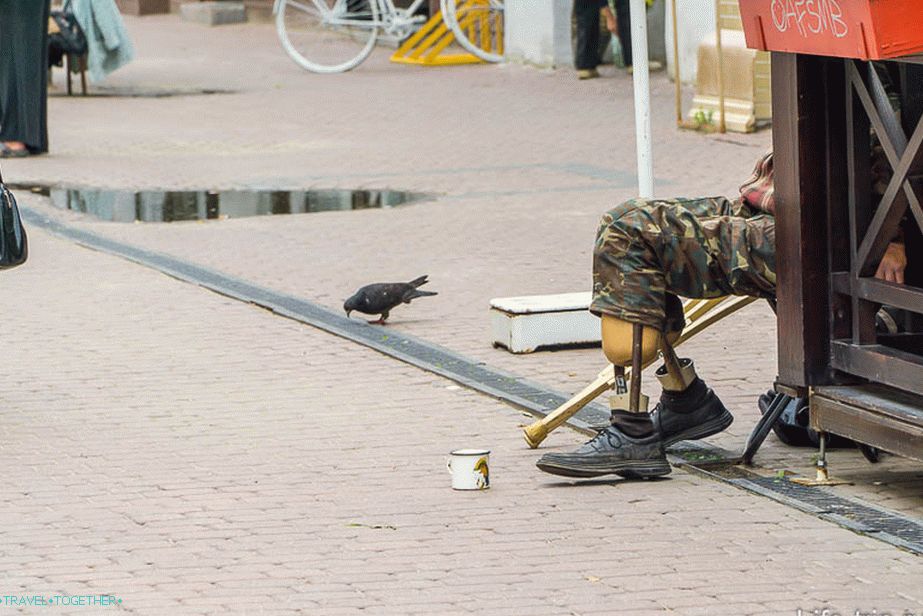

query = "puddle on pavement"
[[17, 185, 432, 223], [49, 87, 235, 98]]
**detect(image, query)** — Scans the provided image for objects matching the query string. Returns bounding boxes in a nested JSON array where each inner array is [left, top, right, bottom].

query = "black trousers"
[[0, 0, 50, 153], [574, 0, 607, 70], [612, 0, 632, 67]]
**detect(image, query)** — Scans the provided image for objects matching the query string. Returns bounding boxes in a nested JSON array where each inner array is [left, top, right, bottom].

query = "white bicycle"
[[274, 0, 503, 74], [440, 0, 504, 64]]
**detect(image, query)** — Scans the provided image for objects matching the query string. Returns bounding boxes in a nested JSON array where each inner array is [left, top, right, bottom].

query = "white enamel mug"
[[446, 449, 490, 490]]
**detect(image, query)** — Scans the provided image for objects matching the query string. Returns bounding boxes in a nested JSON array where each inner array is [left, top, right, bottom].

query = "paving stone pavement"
[[2, 210, 922, 616], [24, 14, 922, 515], [1, 13, 921, 614]]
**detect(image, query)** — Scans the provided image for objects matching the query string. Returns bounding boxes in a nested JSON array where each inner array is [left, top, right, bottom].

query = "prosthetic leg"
[[601, 320, 658, 440], [602, 304, 731, 445], [536, 308, 733, 479], [534, 319, 672, 479], [657, 337, 698, 398], [609, 331, 704, 438], [522, 296, 756, 449], [607, 325, 649, 410]]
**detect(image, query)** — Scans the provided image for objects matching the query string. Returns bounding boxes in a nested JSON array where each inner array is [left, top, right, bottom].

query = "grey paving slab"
[[0, 225, 920, 616], [0, 12, 920, 613], [19, 13, 915, 518]]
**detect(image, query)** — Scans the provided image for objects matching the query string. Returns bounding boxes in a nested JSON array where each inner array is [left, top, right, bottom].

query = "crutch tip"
[[523, 423, 547, 449]]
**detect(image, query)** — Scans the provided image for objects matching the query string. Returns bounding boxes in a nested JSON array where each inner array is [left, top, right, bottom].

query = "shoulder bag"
[[0, 164, 30, 269]]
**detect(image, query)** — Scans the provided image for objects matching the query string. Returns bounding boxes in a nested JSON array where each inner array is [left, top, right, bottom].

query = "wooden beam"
[[812, 385, 923, 462], [831, 341, 923, 397], [832, 272, 923, 315], [845, 61, 878, 344], [827, 60, 852, 342], [772, 53, 834, 387]]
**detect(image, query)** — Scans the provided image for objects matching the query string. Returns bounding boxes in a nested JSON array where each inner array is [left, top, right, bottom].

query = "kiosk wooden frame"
[[772, 50, 923, 463]]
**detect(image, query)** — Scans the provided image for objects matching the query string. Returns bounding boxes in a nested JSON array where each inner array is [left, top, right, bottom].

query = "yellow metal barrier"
[[390, 2, 502, 67]]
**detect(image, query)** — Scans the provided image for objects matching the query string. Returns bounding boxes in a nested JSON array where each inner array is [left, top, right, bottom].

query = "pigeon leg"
[[368, 311, 389, 325]]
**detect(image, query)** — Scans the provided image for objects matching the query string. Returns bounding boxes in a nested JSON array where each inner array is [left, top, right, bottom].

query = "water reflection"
[[33, 187, 428, 223]]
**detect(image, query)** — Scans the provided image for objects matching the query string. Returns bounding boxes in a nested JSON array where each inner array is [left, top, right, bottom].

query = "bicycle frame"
[[274, 0, 428, 29], [377, 0, 427, 19]]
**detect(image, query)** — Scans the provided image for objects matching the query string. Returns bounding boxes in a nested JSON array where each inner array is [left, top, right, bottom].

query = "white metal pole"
[[629, 0, 654, 198], [714, 0, 727, 133]]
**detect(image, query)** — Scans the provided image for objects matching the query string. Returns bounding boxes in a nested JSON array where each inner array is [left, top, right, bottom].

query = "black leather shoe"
[[651, 381, 733, 447], [536, 426, 671, 479]]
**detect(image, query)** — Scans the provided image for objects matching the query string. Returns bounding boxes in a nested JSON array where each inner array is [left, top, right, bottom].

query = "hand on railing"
[[875, 241, 907, 284]]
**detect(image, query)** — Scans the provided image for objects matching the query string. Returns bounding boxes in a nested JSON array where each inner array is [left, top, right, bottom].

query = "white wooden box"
[[490, 292, 600, 354]]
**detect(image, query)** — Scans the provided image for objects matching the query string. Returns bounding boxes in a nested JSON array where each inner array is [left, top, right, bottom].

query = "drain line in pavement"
[[22, 206, 923, 556]]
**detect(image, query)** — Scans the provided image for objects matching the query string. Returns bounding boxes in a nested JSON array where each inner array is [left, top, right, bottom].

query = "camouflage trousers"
[[591, 197, 777, 331]]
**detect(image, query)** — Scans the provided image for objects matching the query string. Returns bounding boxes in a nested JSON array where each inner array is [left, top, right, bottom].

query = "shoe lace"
[[649, 401, 664, 432], [584, 426, 619, 448]]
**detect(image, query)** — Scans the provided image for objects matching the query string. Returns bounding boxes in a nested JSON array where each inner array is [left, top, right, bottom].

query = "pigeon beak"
[[345, 310, 352, 318]]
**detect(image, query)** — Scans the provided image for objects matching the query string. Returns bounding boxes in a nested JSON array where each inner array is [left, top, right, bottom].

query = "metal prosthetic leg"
[[610, 328, 696, 417], [609, 324, 650, 415], [650, 334, 735, 448], [534, 322, 674, 479], [657, 337, 696, 392]]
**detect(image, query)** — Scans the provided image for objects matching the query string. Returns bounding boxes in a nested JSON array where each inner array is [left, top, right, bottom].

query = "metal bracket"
[[741, 392, 791, 465]]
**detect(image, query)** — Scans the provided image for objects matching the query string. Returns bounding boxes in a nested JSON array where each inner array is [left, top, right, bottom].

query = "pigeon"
[[344, 275, 438, 324]]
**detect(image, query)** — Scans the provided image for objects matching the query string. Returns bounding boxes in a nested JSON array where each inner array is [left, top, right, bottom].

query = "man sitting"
[[536, 153, 907, 478]]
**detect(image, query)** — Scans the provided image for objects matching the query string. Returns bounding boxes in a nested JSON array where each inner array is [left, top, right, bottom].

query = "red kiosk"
[[738, 0, 923, 469]]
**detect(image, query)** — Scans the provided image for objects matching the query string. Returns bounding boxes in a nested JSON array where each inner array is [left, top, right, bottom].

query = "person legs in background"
[[574, 0, 608, 80], [606, 0, 663, 72], [0, 0, 51, 158], [607, 0, 632, 69]]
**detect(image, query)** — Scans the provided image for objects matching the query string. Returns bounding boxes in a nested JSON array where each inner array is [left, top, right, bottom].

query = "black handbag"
[[0, 165, 29, 269], [48, 0, 88, 69]]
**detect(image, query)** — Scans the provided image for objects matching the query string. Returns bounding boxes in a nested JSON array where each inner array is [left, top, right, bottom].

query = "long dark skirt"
[[0, 0, 50, 153]]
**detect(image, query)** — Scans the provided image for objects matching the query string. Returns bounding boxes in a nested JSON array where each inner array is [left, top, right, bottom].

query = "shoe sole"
[[663, 409, 734, 447], [536, 458, 671, 479]]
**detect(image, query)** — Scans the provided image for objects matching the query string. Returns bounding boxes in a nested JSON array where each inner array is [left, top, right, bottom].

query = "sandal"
[[0, 143, 30, 158]]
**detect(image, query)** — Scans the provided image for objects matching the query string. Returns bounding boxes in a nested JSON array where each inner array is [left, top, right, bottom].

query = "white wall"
[[504, 0, 574, 68], [665, 0, 715, 84]]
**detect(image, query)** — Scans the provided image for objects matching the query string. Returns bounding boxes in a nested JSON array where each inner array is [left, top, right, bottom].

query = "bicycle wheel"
[[277, 0, 379, 74], [441, 0, 503, 63]]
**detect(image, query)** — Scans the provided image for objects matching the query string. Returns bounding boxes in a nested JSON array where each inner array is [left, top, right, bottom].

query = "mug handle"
[[446, 458, 452, 474]]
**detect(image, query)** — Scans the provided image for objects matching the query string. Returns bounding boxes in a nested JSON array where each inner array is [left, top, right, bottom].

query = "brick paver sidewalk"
[[1, 213, 921, 615], [0, 13, 921, 615]]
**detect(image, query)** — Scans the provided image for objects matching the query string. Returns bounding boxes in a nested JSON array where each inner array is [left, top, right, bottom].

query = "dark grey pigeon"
[[344, 275, 438, 324]]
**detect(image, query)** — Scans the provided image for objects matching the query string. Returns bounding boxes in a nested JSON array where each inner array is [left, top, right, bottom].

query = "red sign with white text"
[[739, 0, 923, 60]]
